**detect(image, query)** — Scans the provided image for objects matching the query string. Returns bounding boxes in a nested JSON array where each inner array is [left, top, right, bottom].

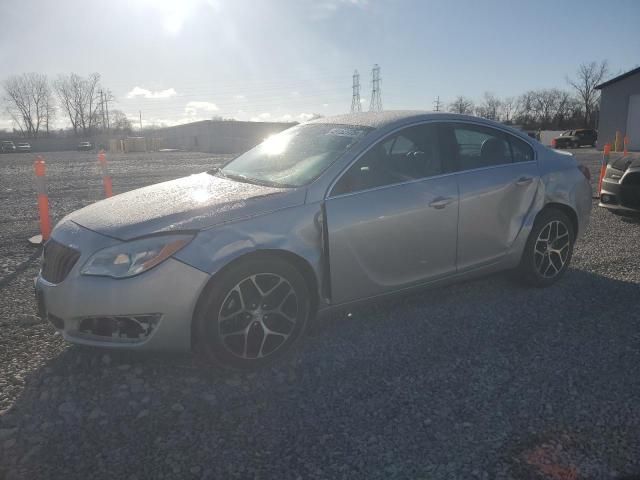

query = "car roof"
[[308, 110, 531, 140]]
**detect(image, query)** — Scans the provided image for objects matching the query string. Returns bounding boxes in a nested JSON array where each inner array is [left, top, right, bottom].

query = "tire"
[[194, 256, 310, 370], [516, 208, 575, 288], [572, 141, 579, 149]]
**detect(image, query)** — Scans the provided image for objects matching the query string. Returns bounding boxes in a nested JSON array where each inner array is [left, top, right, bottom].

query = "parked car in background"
[[16, 142, 32, 153], [77, 141, 93, 151], [35, 112, 592, 370], [1, 140, 16, 153], [552, 129, 597, 149], [599, 156, 640, 216]]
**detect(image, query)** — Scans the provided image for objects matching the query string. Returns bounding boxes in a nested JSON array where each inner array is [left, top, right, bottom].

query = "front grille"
[[41, 240, 80, 284]]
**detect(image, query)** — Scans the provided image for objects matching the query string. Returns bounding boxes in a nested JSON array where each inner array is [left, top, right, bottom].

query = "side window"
[[508, 136, 535, 162], [331, 124, 442, 196], [452, 124, 511, 170]]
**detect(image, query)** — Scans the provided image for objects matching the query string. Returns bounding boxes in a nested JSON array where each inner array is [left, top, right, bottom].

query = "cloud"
[[250, 112, 272, 122], [298, 113, 315, 122], [126, 87, 177, 99], [185, 101, 220, 116], [234, 94, 246, 100], [312, 0, 368, 18]]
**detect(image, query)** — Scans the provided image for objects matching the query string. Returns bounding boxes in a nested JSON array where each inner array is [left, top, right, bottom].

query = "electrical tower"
[[369, 64, 382, 112], [433, 96, 441, 112], [350, 70, 362, 113]]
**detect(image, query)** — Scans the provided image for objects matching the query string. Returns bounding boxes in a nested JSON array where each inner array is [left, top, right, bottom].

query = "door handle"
[[429, 196, 454, 209], [515, 176, 534, 186]]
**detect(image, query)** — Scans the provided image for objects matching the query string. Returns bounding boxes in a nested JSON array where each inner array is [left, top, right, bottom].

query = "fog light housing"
[[601, 194, 612, 204], [77, 314, 161, 341]]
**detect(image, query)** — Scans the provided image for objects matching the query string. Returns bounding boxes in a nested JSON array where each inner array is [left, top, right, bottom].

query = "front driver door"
[[324, 123, 458, 305]]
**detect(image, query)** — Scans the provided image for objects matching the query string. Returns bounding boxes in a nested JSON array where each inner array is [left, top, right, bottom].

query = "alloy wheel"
[[217, 273, 298, 360], [533, 220, 571, 279]]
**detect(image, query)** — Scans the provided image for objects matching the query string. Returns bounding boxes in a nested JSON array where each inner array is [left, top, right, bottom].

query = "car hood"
[[611, 156, 640, 171], [65, 172, 306, 240]]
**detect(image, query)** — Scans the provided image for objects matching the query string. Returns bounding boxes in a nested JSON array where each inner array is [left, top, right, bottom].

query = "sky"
[[0, 0, 639, 130]]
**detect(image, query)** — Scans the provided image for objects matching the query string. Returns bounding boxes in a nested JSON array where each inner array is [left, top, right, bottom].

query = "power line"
[[350, 70, 362, 113], [369, 64, 382, 112]]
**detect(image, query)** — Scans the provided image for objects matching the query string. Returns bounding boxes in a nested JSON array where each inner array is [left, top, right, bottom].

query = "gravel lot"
[[1, 148, 640, 479]]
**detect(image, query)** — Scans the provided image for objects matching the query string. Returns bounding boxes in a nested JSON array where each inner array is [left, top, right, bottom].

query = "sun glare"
[[262, 133, 291, 156]]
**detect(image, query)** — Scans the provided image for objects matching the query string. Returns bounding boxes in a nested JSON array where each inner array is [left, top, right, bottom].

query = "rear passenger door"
[[443, 123, 539, 271]]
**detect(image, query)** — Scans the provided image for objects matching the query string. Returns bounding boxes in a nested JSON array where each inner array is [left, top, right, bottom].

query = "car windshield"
[[219, 123, 371, 188], [562, 130, 573, 136]]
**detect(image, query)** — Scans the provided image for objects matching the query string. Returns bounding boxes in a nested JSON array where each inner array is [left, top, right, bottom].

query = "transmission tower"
[[350, 70, 362, 113], [433, 96, 441, 112], [369, 64, 382, 112]]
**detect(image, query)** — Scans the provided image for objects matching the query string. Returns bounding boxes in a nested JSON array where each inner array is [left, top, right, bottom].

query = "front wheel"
[[516, 209, 575, 287], [194, 257, 310, 370]]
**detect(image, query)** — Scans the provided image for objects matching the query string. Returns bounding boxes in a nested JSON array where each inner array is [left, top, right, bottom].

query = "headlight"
[[80, 234, 194, 278]]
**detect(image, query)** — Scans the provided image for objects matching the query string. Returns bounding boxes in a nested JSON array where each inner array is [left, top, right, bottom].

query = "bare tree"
[[567, 61, 607, 127], [553, 90, 575, 129], [2, 73, 53, 138], [448, 96, 474, 114], [54, 72, 102, 135], [515, 91, 535, 126], [478, 92, 501, 121], [110, 109, 132, 132], [500, 96, 516, 124]]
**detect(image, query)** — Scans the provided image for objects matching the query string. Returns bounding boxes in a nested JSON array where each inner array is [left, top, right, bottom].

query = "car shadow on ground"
[[2, 268, 640, 479]]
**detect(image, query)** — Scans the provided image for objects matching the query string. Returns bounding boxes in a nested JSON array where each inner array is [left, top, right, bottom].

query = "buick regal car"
[[599, 155, 640, 215], [35, 112, 592, 369]]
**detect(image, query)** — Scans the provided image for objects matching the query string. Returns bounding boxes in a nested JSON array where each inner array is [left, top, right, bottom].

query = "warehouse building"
[[596, 66, 640, 150]]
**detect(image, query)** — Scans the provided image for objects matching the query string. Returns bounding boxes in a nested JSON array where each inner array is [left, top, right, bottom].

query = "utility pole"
[[351, 70, 362, 113], [139, 111, 143, 131], [433, 96, 441, 112], [104, 90, 111, 130], [369, 64, 382, 112], [99, 90, 106, 130]]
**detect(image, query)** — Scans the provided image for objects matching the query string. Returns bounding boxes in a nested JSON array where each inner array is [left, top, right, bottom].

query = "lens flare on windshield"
[[262, 133, 291, 156]]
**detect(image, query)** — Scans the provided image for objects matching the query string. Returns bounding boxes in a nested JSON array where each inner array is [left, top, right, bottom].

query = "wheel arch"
[[540, 202, 579, 236], [190, 249, 320, 349]]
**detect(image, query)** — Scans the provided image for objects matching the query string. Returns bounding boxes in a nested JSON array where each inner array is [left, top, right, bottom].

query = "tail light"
[[577, 164, 591, 181], [551, 139, 556, 148]]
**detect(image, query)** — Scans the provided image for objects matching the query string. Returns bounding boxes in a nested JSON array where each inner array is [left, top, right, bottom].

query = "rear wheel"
[[517, 209, 575, 287], [194, 257, 310, 370]]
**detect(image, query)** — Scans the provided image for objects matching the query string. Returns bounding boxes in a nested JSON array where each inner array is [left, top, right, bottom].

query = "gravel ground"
[[1, 148, 640, 479]]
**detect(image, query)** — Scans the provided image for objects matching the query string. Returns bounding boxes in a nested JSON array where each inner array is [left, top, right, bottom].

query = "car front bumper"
[[35, 221, 211, 352], [599, 178, 640, 214]]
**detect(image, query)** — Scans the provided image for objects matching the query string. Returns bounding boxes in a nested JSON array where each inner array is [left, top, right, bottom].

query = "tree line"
[[2, 61, 609, 138], [447, 61, 608, 130], [2, 72, 132, 138]]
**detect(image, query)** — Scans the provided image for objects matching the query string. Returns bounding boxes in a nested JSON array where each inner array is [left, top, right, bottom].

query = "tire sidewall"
[[519, 209, 575, 287], [195, 257, 310, 370]]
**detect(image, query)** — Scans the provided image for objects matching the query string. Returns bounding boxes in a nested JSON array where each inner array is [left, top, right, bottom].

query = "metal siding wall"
[[598, 73, 640, 150]]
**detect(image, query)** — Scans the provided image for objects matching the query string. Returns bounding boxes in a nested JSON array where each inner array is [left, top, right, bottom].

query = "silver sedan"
[[35, 112, 592, 369]]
